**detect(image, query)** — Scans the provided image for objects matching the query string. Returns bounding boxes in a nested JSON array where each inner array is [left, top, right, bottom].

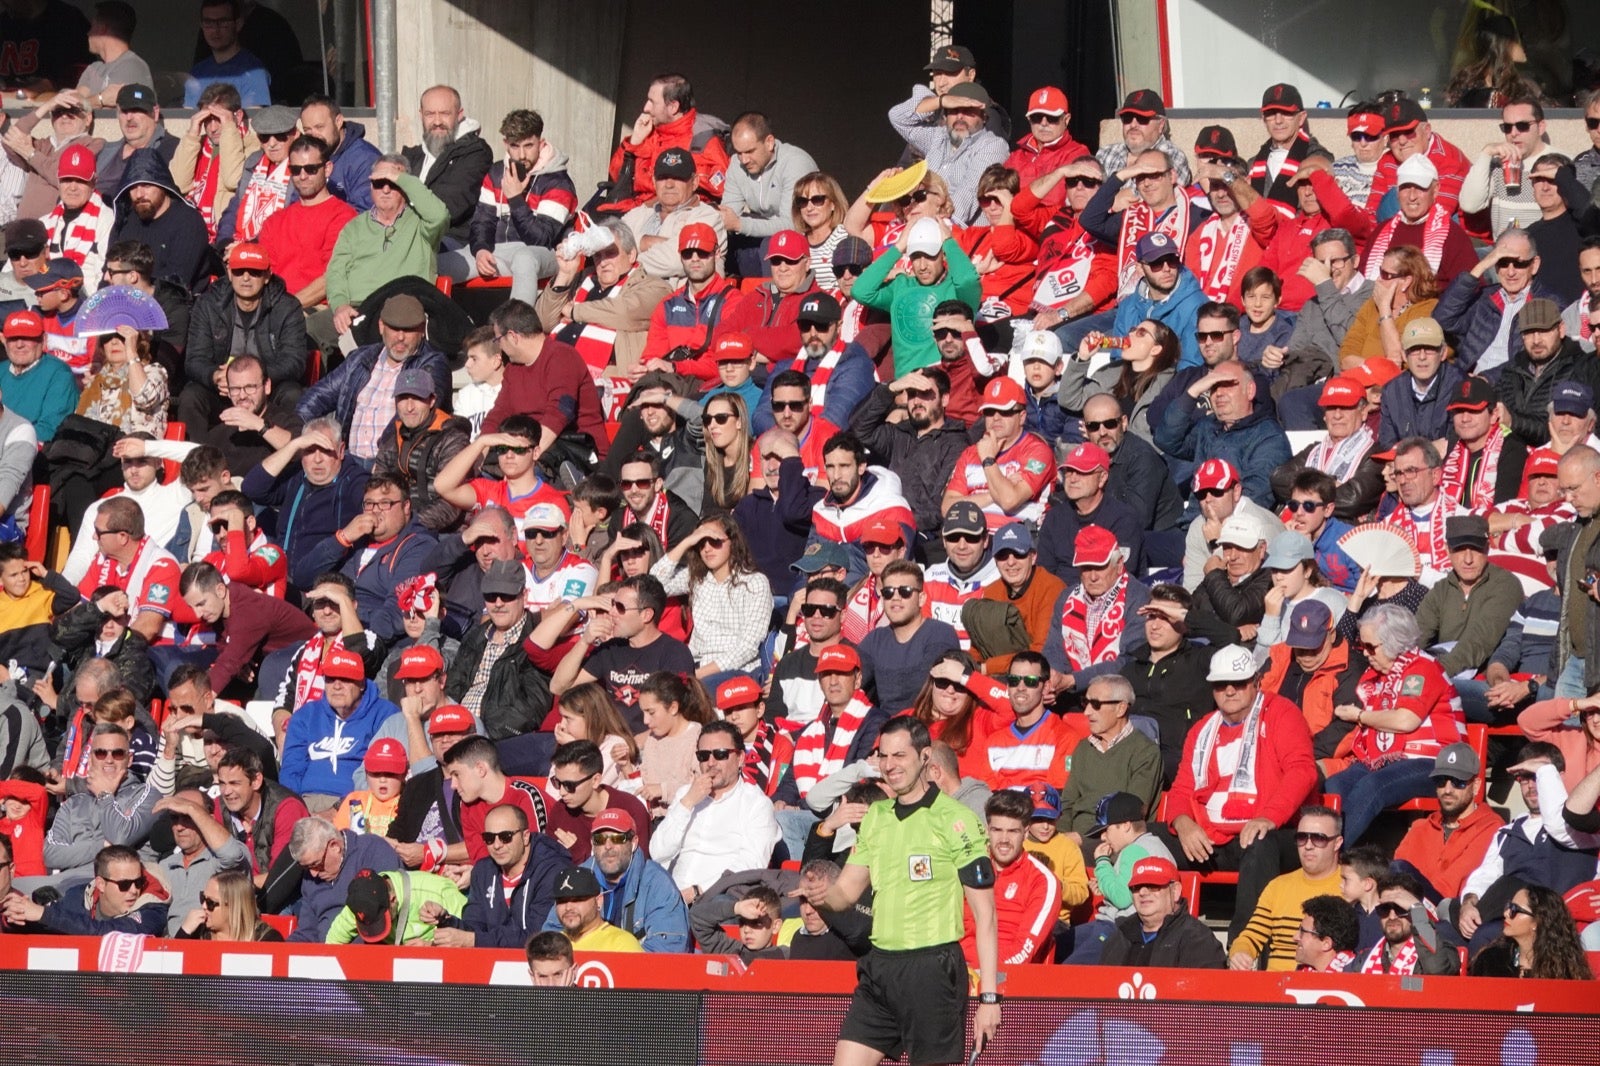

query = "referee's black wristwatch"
[[976, 992, 1003, 1005]]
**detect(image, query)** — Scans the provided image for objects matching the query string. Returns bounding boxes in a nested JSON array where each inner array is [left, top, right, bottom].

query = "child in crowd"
[[1060, 791, 1175, 964], [626, 670, 709, 816], [1022, 784, 1090, 930], [1016, 330, 1067, 441], [453, 326, 506, 438], [688, 883, 789, 962], [333, 738, 408, 837], [0, 767, 49, 876], [1236, 265, 1296, 369], [702, 332, 762, 412], [0, 543, 79, 680]]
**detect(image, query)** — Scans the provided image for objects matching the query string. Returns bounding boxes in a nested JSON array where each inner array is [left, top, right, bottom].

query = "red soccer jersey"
[[459, 777, 550, 864], [77, 538, 191, 643], [946, 432, 1055, 530], [470, 476, 571, 525], [961, 850, 1061, 966]]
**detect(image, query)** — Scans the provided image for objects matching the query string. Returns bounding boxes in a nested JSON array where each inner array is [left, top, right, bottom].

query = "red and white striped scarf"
[[1190, 212, 1252, 302], [189, 130, 233, 240], [1189, 694, 1266, 825], [1360, 936, 1419, 975], [802, 340, 846, 421], [291, 632, 348, 709], [1306, 425, 1376, 484], [1058, 572, 1130, 672], [1439, 429, 1505, 514], [1384, 493, 1454, 576], [789, 693, 873, 798], [237, 155, 290, 241], [742, 720, 793, 797], [1117, 201, 1191, 296], [634, 490, 671, 547], [1364, 202, 1452, 280], [840, 576, 880, 644], [562, 270, 627, 377], [44, 193, 108, 268]]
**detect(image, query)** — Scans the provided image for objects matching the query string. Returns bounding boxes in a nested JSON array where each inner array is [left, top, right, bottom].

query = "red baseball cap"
[[715, 674, 762, 711], [979, 376, 1027, 413], [1526, 448, 1560, 478], [1059, 442, 1110, 474], [766, 230, 808, 262], [816, 644, 861, 674], [2, 310, 44, 339], [678, 222, 717, 253], [363, 737, 409, 776], [713, 332, 754, 362], [394, 645, 445, 680], [1128, 856, 1179, 888], [1025, 86, 1069, 117], [591, 808, 637, 837], [1347, 111, 1385, 138], [1192, 458, 1239, 494], [861, 517, 904, 547], [58, 143, 96, 182], [1073, 525, 1120, 568], [427, 704, 476, 736], [228, 243, 270, 271], [1346, 357, 1402, 390], [1318, 376, 1364, 408], [323, 648, 365, 683]]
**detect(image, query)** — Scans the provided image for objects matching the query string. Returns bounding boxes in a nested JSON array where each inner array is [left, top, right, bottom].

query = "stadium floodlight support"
[[372, 0, 399, 152]]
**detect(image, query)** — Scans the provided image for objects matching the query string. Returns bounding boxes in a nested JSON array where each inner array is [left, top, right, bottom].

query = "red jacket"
[[957, 224, 1040, 318], [1165, 692, 1319, 844], [1366, 133, 1471, 222], [605, 109, 730, 213], [1010, 186, 1117, 317], [1004, 132, 1091, 212], [0, 779, 48, 876], [713, 278, 821, 365], [1392, 800, 1504, 900], [962, 850, 1061, 966], [1249, 169, 1373, 310]]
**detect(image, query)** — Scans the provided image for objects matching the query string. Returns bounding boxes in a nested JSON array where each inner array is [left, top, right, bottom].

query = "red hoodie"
[[0, 779, 48, 876]]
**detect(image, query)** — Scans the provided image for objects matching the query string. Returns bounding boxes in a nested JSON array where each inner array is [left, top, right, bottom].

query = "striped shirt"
[[349, 356, 405, 459]]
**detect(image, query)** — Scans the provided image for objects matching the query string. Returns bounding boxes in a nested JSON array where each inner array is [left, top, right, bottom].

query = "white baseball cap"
[[1217, 513, 1266, 549], [1395, 154, 1438, 189], [1019, 329, 1064, 364], [1207, 644, 1259, 683], [906, 217, 945, 257]]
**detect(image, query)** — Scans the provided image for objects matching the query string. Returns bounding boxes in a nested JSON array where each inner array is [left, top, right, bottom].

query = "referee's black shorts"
[[839, 941, 967, 1065]]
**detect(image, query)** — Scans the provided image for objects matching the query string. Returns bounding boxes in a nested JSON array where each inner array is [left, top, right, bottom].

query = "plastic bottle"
[[1096, 336, 1130, 350], [1418, 88, 1433, 109]]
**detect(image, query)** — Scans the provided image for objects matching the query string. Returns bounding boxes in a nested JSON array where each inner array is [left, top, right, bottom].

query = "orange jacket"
[[1392, 801, 1505, 900], [978, 568, 1068, 676], [1262, 637, 1353, 739]]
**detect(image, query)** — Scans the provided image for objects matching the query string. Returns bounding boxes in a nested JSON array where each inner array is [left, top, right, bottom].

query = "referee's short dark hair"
[[985, 789, 1033, 823], [878, 715, 930, 753]]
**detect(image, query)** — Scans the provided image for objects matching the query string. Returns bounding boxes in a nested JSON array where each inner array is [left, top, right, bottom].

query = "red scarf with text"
[[1058, 572, 1130, 672], [1361, 936, 1419, 975], [1438, 428, 1505, 514], [635, 491, 671, 547], [1190, 212, 1252, 302], [1383, 493, 1454, 575], [237, 154, 291, 241]]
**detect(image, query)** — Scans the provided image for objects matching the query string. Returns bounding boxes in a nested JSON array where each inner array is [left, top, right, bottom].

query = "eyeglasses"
[[864, 542, 902, 555], [880, 584, 920, 600], [1498, 120, 1537, 134], [1496, 257, 1535, 271], [680, 248, 714, 261], [1374, 902, 1409, 919], [932, 327, 964, 341], [1378, 267, 1403, 281], [1285, 499, 1326, 513], [287, 163, 325, 176], [91, 747, 130, 759], [1083, 418, 1121, 433], [1027, 112, 1065, 124], [592, 830, 632, 845], [1392, 465, 1430, 480], [1063, 176, 1103, 189], [1195, 330, 1232, 343], [1504, 901, 1534, 919], [1295, 831, 1336, 847], [1354, 640, 1380, 656], [771, 400, 808, 413], [307, 597, 339, 614], [488, 444, 534, 457], [696, 748, 739, 763], [1295, 923, 1324, 938], [794, 193, 831, 207], [201, 895, 224, 911], [481, 830, 522, 845], [104, 875, 148, 892], [525, 528, 563, 541], [483, 590, 522, 604], [1349, 132, 1381, 143], [227, 381, 264, 393], [943, 532, 984, 544], [93, 526, 126, 539], [551, 774, 595, 792], [800, 603, 840, 618], [1007, 674, 1044, 689], [363, 498, 404, 511], [1430, 776, 1471, 790], [706, 412, 738, 425]]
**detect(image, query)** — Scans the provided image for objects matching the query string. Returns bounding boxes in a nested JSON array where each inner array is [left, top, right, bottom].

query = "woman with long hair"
[[1340, 246, 1440, 370], [627, 670, 714, 815], [597, 522, 688, 640], [1446, 15, 1549, 109], [957, 164, 1039, 321], [905, 651, 1011, 773], [1063, 319, 1180, 442], [651, 513, 772, 679], [176, 869, 283, 941], [554, 680, 641, 789], [77, 324, 168, 436], [789, 171, 851, 290], [1470, 884, 1594, 979], [702, 391, 754, 512]]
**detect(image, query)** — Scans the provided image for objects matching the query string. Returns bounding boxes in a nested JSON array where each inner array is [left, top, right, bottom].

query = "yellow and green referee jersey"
[[850, 787, 992, 951]]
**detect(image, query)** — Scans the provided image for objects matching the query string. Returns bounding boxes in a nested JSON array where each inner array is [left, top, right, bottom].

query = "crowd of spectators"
[[0, 11, 1597, 988]]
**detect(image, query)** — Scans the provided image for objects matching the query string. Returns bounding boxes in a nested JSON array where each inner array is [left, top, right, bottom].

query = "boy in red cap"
[[333, 737, 409, 838]]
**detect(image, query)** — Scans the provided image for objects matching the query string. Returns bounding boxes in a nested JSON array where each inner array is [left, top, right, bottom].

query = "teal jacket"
[[851, 237, 981, 376]]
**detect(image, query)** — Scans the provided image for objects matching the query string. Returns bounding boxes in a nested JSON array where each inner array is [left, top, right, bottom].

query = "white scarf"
[[1364, 203, 1452, 279], [1306, 425, 1376, 484], [1189, 694, 1265, 823], [1190, 212, 1252, 302]]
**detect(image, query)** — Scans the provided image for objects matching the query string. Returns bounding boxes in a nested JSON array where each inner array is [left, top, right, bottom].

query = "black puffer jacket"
[[1496, 337, 1600, 447], [1100, 908, 1226, 969], [445, 611, 552, 740], [373, 409, 472, 533], [184, 272, 309, 386]]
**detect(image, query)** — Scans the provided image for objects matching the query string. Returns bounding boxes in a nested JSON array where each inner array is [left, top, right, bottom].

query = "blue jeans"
[[774, 807, 816, 866], [1052, 308, 1117, 356], [1555, 655, 1587, 700], [1325, 757, 1436, 844]]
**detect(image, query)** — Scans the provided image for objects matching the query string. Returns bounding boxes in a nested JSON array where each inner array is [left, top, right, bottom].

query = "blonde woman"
[[77, 323, 168, 435], [176, 869, 283, 941], [789, 171, 850, 289]]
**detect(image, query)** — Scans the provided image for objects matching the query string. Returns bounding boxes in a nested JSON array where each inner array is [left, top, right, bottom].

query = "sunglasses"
[[835, 263, 865, 278], [230, 267, 268, 278], [1496, 257, 1535, 271], [1195, 487, 1229, 500], [1430, 776, 1471, 790], [1505, 901, 1534, 919], [864, 542, 902, 555], [1295, 831, 1335, 847], [307, 597, 339, 613], [696, 747, 739, 763], [259, 130, 293, 142], [932, 327, 964, 341], [1063, 176, 1103, 189], [201, 895, 223, 911], [1145, 255, 1182, 271], [620, 477, 655, 490], [880, 584, 920, 600], [288, 163, 325, 175], [1006, 674, 1044, 689], [1026, 112, 1065, 124], [1349, 132, 1381, 143], [799, 603, 840, 618], [944, 532, 984, 544], [768, 255, 804, 267], [483, 590, 522, 604], [1195, 330, 1232, 343], [1121, 114, 1158, 125], [592, 830, 632, 845], [467, 536, 501, 551], [1285, 499, 1326, 513], [699, 537, 728, 550], [488, 444, 534, 457], [931, 677, 963, 691], [1374, 902, 1409, 919], [481, 830, 522, 845], [1354, 640, 1380, 656], [706, 412, 738, 425], [771, 400, 808, 413], [1378, 267, 1403, 281], [5, 248, 41, 260], [979, 194, 1003, 208], [92, 747, 130, 759], [551, 774, 595, 792], [525, 528, 563, 541], [1587, 117, 1600, 130], [104, 875, 148, 892], [1079, 418, 1121, 434], [1511, 771, 1537, 783], [370, 178, 399, 191], [794, 193, 831, 207], [1084, 697, 1125, 709], [1498, 120, 1536, 134]]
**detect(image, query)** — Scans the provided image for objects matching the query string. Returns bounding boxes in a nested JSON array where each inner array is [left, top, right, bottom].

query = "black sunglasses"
[[488, 444, 534, 457], [1498, 120, 1536, 134], [1374, 902, 1409, 919], [105, 875, 148, 892], [481, 830, 522, 845], [1496, 257, 1535, 271], [551, 775, 594, 792], [800, 603, 840, 618], [771, 400, 807, 413], [932, 327, 964, 341], [680, 248, 714, 260], [1587, 117, 1600, 130], [525, 528, 562, 541], [1063, 176, 1103, 189], [1349, 132, 1382, 143], [880, 584, 920, 600], [705, 412, 738, 425], [1285, 499, 1325, 513], [696, 747, 739, 763], [834, 263, 865, 278], [288, 163, 325, 175], [943, 532, 983, 544], [794, 193, 831, 207], [896, 189, 933, 205], [1082, 418, 1121, 432], [483, 590, 522, 603], [1195, 330, 1232, 343]]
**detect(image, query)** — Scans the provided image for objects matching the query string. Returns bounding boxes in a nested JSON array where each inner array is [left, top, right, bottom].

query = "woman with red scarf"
[[1324, 603, 1464, 844]]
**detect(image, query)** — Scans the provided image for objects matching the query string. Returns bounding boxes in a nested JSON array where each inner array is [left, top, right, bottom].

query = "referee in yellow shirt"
[[805, 717, 1002, 1065]]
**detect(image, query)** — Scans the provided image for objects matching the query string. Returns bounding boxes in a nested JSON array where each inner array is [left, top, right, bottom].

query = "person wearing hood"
[[298, 94, 380, 212], [1154, 360, 1293, 510], [94, 84, 178, 204], [3, 844, 169, 936], [445, 108, 576, 304], [179, 242, 308, 437], [107, 147, 211, 290], [400, 85, 492, 247], [279, 646, 399, 809]]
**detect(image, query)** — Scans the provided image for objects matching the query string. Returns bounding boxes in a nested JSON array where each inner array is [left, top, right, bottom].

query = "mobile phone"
[[511, 159, 531, 181]]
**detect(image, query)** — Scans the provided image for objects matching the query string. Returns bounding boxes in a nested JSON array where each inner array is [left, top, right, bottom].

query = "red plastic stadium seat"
[[434, 276, 453, 297], [163, 423, 186, 442], [303, 348, 323, 386], [23, 484, 48, 563], [463, 276, 513, 290], [260, 913, 297, 937], [1396, 724, 1488, 813]]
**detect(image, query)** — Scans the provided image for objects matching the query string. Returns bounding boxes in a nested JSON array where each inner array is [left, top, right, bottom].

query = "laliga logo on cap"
[[572, 960, 616, 988]]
